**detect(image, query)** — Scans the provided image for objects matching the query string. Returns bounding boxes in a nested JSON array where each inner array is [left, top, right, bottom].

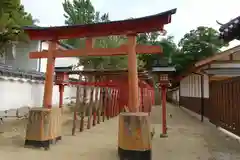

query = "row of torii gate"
[[55, 68, 155, 135], [23, 8, 176, 160]]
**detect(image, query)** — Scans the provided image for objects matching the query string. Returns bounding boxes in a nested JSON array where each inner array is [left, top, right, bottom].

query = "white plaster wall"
[[180, 74, 209, 98], [211, 63, 240, 68], [171, 89, 179, 102], [5, 41, 39, 71], [0, 78, 76, 111]]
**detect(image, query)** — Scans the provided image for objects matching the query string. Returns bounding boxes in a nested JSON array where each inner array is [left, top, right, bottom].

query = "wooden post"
[[127, 35, 138, 112], [72, 86, 80, 136], [87, 85, 93, 129], [93, 86, 97, 126], [102, 87, 105, 122], [43, 41, 56, 108], [160, 85, 167, 137], [118, 112, 151, 160], [113, 89, 116, 116], [80, 82, 86, 132], [58, 84, 64, 108], [97, 87, 101, 124], [106, 88, 110, 120], [141, 86, 144, 112]]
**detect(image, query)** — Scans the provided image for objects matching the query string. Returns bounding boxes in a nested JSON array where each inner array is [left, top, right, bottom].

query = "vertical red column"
[[113, 89, 116, 116], [111, 89, 114, 117], [93, 86, 97, 126], [106, 88, 110, 120], [116, 89, 119, 115], [161, 85, 167, 137], [59, 84, 64, 108], [140, 86, 144, 112]]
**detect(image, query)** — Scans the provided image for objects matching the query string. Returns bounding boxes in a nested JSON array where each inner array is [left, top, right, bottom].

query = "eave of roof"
[[219, 16, 240, 42], [23, 8, 177, 40], [195, 45, 240, 68]]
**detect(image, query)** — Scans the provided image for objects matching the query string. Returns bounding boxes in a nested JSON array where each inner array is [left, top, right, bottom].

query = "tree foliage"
[[173, 26, 228, 73], [62, 0, 128, 69], [0, 0, 36, 54], [178, 26, 227, 60], [138, 26, 228, 76]]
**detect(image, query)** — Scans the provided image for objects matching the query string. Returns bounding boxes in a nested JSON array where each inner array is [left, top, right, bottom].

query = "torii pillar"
[[43, 41, 56, 108], [127, 35, 139, 112]]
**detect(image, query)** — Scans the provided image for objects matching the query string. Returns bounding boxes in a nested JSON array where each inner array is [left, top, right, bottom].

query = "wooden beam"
[[211, 60, 240, 64], [29, 44, 162, 59], [209, 76, 231, 81]]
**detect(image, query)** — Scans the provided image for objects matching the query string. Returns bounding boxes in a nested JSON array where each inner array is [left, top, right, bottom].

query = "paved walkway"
[[151, 103, 240, 160], [0, 103, 239, 159]]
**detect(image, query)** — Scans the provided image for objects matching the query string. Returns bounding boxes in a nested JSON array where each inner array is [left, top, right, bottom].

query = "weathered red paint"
[[161, 85, 167, 135], [58, 84, 64, 108]]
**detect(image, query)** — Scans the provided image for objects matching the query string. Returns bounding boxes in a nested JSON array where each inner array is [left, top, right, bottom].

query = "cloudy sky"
[[21, 0, 240, 47]]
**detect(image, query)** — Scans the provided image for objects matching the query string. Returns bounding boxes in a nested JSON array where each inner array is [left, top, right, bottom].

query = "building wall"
[[210, 63, 240, 68], [167, 88, 180, 105], [4, 41, 40, 71], [180, 74, 210, 117], [0, 41, 80, 111], [0, 77, 76, 110]]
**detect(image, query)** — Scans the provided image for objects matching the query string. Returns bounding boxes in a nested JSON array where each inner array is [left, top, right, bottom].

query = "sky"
[[21, 0, 240, 48]]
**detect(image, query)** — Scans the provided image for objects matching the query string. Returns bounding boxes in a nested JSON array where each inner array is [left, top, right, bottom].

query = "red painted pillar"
[[59, 84, 64, 108], [106, 88, 110, 120], [161, 85, 167, 137], [93, 86, 97, 126], [111, 89, 114, 117], [140, 86, 144, 112], [113, 89, 116, 116], [116, 89, 119, 115]]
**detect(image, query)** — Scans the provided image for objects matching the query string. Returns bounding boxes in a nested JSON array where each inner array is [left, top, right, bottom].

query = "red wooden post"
[[115, 89, 119, 115], [109, 88, 112, 117], [102, 87, 105, 122], [58, 84, 64, 108], [106, 88, 110, 120], [140, 86, 144, 112], [115, 88, 118, 116], [97, 87, 101, 124], [114, 89, 117, 116], [112, 89, 115, 117], [93, 86, 97, 126], [161, 85, 167, 137]]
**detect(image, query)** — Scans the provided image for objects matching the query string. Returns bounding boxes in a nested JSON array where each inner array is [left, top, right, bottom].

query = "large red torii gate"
[[24, 8, 176, 112], [23, 8, 176, 159]]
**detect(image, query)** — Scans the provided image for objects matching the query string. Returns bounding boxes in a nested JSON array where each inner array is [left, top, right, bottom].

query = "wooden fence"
[[210, 76, 240, 136]]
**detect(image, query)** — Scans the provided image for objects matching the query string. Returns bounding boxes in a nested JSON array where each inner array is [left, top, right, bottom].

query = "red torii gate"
[[23, 8, 176, 159], [55, 69, 154, 113], [55, 68, 155, 136], [24, 9, 176, 112]]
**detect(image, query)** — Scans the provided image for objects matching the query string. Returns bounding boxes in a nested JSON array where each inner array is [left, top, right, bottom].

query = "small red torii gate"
[[55, 69, 155, 114]]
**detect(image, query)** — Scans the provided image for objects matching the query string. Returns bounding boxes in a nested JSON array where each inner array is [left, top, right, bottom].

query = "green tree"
[[178, 26, 227, 61], [137, 32, 178, 70], [172, 26, 228, 74], [0, 0, 36, 54], [62, 0, 128, 69]]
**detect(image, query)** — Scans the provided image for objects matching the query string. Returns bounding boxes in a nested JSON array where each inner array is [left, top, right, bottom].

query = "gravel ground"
[[0, 104, 239, 160]]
